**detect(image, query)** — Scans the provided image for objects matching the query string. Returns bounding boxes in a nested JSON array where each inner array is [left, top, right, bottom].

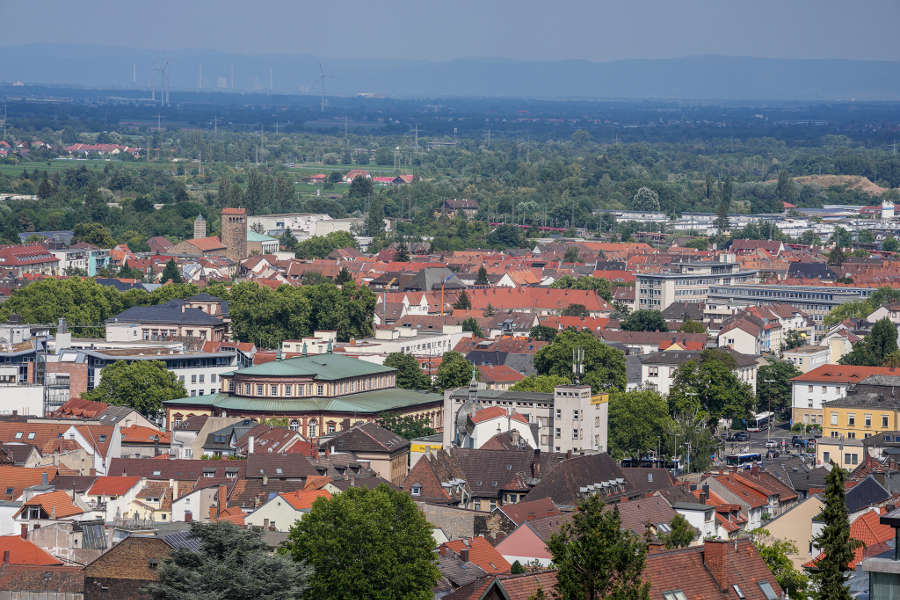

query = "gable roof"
[[525, 454, 627, 507], [0, 466, 59, 501], [87, 476, 142, 497], [496, 497, 560, 526], [441, 537, 510, 575], [845, 475, 891, 513], [15, 490, 83, 519], [0, 536, 62, 565], [278, 489, 331, 510], [791, 365, 898, 384], [323, 422, 409, 454]]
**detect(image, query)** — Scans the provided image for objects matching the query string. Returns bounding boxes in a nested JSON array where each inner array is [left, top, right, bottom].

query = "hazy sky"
[[3, 0, 900, 62]]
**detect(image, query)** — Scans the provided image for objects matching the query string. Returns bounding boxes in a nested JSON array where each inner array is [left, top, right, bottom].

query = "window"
[[573, 429, 579, 440], [758, 581, 778, 600], [256, 384, 264, 396], [410, 485, 422, 497], [808, 385, 814, 393], [284, 384, 292, 396], [317, 385, 324, 396], [270, 385, 278, 396], [13, 432, 21, 439], [199, 374, 205, 383], [845, 453, 858, 465], [662, 592, 687, 600], [831, 413, 838, 425], [732, 585, 745, 599], [823, 451, 830, 463], [555, 428, 561, 439], [808, 400, 813, 408], [848, 414, 855, 426], [26, 432, 35, 440], [555, 409, 561, 419], [327, 422, 336, 434], [848, 432, 856, 440], [885, 415, 891, 428], [191, 374, 197, 384], [573, 409, 580, 421], [210, 374, 217, 383], [866, 414, 872, 427], [648, 367, 659, 377], [289, 419, 299, 432]]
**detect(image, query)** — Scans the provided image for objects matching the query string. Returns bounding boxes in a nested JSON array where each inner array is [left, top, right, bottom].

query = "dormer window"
[[411, 485, 422, 497], [26, 432, 35, 440], [99, 435, 107, 443]]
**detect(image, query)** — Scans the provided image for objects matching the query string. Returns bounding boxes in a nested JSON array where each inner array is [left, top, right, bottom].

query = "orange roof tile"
[[279, 489, 331, 510], [0, 466, 58, 501], [0, 536, 62, 565], [15, 490, 83, 519], [791, 365, 898, 383], [87, 476, 142, 497], [477, 364, 525, 384], [120, 425, 171, 445], [442, 537, 511, 574]]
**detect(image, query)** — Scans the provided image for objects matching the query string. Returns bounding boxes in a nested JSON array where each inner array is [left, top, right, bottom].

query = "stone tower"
[[193, 214, 207, 239], [221, 207, 247, 261]]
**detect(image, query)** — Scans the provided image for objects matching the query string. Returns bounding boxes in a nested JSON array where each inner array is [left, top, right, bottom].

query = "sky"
[[2, 0, 900, 62]]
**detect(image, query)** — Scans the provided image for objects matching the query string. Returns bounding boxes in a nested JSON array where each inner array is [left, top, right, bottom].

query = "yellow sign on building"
[[590, 394, 610, 405]]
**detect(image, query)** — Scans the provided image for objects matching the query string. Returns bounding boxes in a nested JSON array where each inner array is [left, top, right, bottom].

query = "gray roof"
[[163, 531, 202, 551], [108, 300, 224, 326], [639, 348, 757, 368], [323, 422, 409, 454]]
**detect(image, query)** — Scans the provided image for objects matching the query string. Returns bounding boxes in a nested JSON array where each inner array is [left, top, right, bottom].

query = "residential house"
[[15, 490, 93, 535], [760, 495, 825, 568], [244, 489, 331, 532], [321, 422, 410, 485], [820, 375, 900, 461], [790, 365, 897, 427], [439, 537, 510, 575], [476, 364, 525, 391], [170, 235, 228, 257], [639, 349, 759, 395], [105, 299, 228, 343], [0, 244, 59, 276], [458, 406, 538, 451], [782, 345, 830, 373], [84, 476, 144, 522]]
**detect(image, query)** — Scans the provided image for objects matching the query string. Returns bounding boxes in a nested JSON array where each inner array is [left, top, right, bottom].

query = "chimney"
[[248, 435, 255, 455], [41, 472, 48, 487], [703, 540, 731, 591], [700, 484, 709, 504], [460, 548, 470, 563], [20, 524, 27, 539]]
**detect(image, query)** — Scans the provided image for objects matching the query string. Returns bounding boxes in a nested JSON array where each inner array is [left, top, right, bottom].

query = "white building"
[[789, 365, 897, 426], [782, 346, 830, 374], [338, 326, 470, 365], [639, 350, 759, 396], [245, 490, 331, 532], [459, 406, 539, 449]]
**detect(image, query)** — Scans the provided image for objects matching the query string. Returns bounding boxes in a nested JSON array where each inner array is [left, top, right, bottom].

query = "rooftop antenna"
[[572, 347, 585, 384], [319, 63, 328, 112]]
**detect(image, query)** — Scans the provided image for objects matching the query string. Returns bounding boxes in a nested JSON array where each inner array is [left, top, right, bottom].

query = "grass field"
[[0, 158, 169, 177]]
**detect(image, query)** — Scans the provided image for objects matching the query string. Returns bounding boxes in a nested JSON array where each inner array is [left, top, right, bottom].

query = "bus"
[[725, 453, 762, 468], [746, 411, 773, 432]]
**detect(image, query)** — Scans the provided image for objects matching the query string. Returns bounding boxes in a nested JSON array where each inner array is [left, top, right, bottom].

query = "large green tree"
[[547, 495, 650, 600], [376, 413, 435, 440], [281, 484, 439, 600], [756, 359, 801, 419], [607, 390, 672, 460], [661, 513, 697, 549], [551, 275, 612, 302], [750, 529, 809, 600], [840, 317, 899, 366], [294, 231, 358, 259], [621, 310, 668, 332], [529, 325, 557, 342], [811, 465, 855, 600], [533, 329, 626, 393], [145, 521, 308, 600], [669, 350, 755, 423], [83, 360, 186, 416], [161, 259, 182, 284], [72, 222, 116, 248], [436, 351, 474, 390], [384, 352, 429, 390]]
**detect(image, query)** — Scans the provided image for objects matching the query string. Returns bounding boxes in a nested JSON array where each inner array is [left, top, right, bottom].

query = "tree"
[[607, 390, 672, 460], [547, 495, 650, 600], [562, 303, 589, 317], [384, 352, 428, 390], [461, 317, 482, 337], [294, 231, 358, 260], [533, 329, 626, 393], [161, 259, 182, 284], [475, 265, 489, 286], [621, 310, 668, 332], [436, 351, 475, 390], [827, 246, 846, 266], [782, 329, 806, 351], [631, 186, 660, 212], [678, 319, 706, 334], [83, 360, 186, 416], [811, 465, 856, 600], [366, 197, 386, 236], [510, 374, 571, 393], [775, 170, 795, 207], [529, 325, 557, 342], [376, 413, 435, 439], [756, 359, 801, 419], [72, 222, 116, 248], [336, 267, 353, 285], [669, 350, 755, 423], [281, 484, 439, 600], [396, 241, 410, 262], [715, 175, 729, 233], [279, 229, 299, 253], [563, 246, 580, 263], [841, 317, 899, 366], [550, 275, 612, 302], [348, 175, 374, 200], [453, 290, 472, 310], [486, 224, 527, 249], [145, 521, 308, 600], [510, 560, 525, 574], [883, 237, 899, 252], [831, 226, 852, 249], [660, 514, 697, 549], [750, 530, 810, 599]]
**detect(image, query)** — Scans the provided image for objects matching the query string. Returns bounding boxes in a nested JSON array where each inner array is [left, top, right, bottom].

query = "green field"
[[0, 159, 168, 177]]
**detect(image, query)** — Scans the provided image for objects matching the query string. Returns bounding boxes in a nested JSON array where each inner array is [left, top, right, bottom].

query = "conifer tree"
[[475, 265, 489, 286], [811, 464, 855, 600]]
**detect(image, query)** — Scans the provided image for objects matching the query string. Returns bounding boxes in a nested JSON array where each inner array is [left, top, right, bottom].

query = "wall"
[[0, 384, 44, 416], [244, 496, 302, 532]]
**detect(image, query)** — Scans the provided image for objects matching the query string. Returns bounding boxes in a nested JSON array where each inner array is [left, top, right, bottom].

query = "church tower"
[[221, 207, 247, 262]]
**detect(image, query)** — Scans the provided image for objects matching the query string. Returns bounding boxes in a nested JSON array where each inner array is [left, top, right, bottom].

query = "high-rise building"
[[193, 214, 207, 239], [221, 207, 247, 262]]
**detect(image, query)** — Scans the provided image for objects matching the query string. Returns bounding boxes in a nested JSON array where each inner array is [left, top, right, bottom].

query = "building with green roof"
[[246, 229, 279, 255], [164, 352, 442, 439]]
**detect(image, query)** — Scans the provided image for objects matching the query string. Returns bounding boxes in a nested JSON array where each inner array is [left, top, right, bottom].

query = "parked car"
[[730, 432, 750, 442], [791, 435, 806, 448], [765, 439, 778, 449]]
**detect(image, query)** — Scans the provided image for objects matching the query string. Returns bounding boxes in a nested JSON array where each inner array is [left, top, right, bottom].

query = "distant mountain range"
[[1, 44, 899, 101]]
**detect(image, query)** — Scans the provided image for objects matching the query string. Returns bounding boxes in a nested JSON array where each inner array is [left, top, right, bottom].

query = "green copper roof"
[[164, 388, 440, 414], [247, 230, 277, 242], [232, 354, 395, 381]]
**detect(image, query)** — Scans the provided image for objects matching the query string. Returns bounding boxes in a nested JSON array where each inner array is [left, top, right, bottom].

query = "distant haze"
[[2, 0, 899, 62]]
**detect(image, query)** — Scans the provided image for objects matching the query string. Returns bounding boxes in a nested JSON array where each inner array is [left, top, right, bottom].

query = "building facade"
[[636, 261, 757, 311], [221, 207, 247, 262]]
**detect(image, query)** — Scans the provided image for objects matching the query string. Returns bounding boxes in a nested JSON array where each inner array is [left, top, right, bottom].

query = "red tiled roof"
[[0, 536, 62, 566], [279, 489, 331, 510], [185, 236, 226, 251], [53, 398, 108, 418], [87, 476, 142, 497], [467, 288, 611, 313], [442, 537, 511, 575], [470, 406, 529, 424], [15, 490, 83, 519], [221, 208, 246, 215], [120, 425, 170, 445], [497, 497, 560, 526], [477, 364, 525, 385], [791, 365, 898, 383]]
